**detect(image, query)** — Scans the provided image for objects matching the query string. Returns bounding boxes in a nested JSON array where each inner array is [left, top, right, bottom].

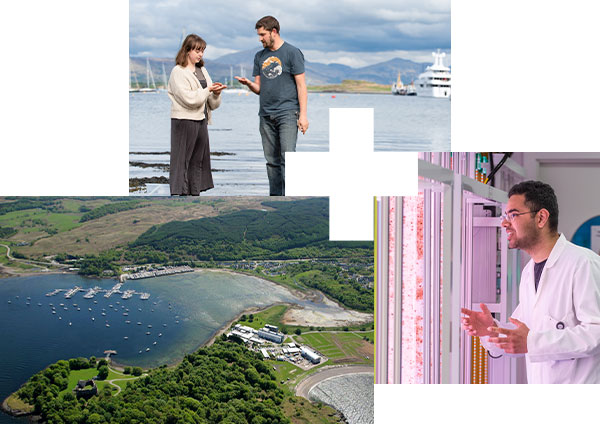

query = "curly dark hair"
[[508, 180, 559, 232], [255, 16, 280, 33]]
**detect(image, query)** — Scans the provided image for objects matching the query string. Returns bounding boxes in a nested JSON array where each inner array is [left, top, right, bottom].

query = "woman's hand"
[[209, 82, 227, 96]]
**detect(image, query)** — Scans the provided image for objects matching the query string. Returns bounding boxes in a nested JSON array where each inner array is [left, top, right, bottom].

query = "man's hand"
[[487, 318, 529, 354], [461, 303, 497, 337], [234, 76, 251, 86], [297, 114, 309, 134], [234, 76, 259, 94]]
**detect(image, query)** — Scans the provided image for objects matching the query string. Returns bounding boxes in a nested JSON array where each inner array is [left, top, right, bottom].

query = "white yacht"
[[416, 50, 451, 98]]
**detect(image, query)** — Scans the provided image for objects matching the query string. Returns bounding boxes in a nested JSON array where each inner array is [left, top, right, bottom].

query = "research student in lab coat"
[[462, 180, 600, 383]]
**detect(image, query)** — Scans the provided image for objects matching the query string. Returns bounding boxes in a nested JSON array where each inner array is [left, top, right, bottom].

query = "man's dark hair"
[[508, 180, 559, 232], [256, 16, 280, 33]]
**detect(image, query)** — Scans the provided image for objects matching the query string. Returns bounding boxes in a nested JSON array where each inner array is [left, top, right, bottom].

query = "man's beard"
[[510, 224, 541, 251]]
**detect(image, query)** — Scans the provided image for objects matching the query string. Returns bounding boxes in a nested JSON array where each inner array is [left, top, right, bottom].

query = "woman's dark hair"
[[255, 16, 280, 33], [175, 34, 206, 67], [508, 180, 559, 232]]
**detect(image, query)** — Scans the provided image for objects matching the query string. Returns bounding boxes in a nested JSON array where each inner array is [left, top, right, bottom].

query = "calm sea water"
[[0, 271, 365, 423], [309, 373, 374, 424], [129, 91, 450, 195]]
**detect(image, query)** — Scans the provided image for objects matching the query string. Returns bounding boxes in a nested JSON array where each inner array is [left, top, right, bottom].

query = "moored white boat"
[[416, 50, 451, 98], [391, 72, 416, 96]]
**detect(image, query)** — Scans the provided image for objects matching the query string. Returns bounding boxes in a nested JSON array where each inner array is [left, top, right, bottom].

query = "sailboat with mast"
[[129, 59, 141, 93], [224, 65, 250, 94], [161, 63, 168, 91], [138, 57, 158, 93]]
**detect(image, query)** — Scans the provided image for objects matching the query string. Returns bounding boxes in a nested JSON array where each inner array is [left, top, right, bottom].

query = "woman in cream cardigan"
[[167, 34, 226, 195]]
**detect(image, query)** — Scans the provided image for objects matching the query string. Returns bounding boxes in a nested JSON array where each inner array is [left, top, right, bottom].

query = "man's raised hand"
[[461, 303, 497, 337]]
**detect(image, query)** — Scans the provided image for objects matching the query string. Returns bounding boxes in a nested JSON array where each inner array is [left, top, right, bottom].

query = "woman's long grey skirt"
[[170, 118, 213, 195]]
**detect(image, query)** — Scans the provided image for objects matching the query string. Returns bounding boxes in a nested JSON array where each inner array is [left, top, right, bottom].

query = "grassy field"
[[0, 244, 45, 272], [0, 244, 8, 265], [59, 366, 139, 397], [111, 378, 135, 391], [295, 331, 373, 365], [5, 394, 34, 413], [237, 304, 289, 330], [361, 330, 375, 343], [270, 360, 302, 383], [260, 272, 309, 293], [236, 304, 374, 334], [281, 396, 344, 424], [61, 368, 99, 396], [0, 209, 82, 233], [59, 199, 113, 213]]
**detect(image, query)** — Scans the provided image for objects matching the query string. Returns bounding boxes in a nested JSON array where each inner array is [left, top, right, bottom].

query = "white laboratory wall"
[[523, 153, 600, 241]]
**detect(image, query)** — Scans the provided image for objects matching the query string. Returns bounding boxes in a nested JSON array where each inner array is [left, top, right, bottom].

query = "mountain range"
[[130, 48, 447, 87]]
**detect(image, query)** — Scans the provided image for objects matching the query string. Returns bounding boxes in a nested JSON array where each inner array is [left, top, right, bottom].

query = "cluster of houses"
[[227, 324, 322, 365], [222, 259, 373, 288], [124, 265, 193, 280]]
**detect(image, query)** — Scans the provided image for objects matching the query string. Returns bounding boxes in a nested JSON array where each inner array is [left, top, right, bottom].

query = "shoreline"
[[308, 89, 391, 95], [1, 395, 37, 420], [109, 300, 294, 372], [0, 268, 73, 279]]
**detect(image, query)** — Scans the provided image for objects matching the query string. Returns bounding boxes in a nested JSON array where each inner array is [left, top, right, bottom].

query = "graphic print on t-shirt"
[[261, 56, 283, 79]]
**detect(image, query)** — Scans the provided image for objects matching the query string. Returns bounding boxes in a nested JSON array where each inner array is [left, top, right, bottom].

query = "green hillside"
[[129, 198, 371, 261]]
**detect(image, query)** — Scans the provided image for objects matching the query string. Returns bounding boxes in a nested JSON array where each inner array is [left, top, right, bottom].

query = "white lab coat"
[[481, 234, 600, 383]]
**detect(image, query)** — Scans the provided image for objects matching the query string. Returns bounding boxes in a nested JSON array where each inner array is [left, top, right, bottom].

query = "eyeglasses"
[[501, 210, 540, 222]]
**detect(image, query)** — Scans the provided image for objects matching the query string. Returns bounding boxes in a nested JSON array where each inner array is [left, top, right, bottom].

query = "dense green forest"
[[15, 340, 293, 424], [129, 198, 371, 261]]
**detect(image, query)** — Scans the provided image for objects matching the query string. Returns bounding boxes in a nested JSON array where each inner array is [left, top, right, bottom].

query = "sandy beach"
[[199, 269, 373, 325]]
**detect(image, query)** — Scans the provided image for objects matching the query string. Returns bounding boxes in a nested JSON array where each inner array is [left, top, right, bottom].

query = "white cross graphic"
[[286, 108, 417, 241]]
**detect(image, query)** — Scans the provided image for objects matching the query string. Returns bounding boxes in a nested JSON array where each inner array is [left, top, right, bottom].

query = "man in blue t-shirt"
[[235, 15, 309, 196]]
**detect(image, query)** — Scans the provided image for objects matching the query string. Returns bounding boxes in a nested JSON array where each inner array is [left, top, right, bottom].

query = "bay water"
[[309, 373, 374, 424], [130, 91, 450, 196]]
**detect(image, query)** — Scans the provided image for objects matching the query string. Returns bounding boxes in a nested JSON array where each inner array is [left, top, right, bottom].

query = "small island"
[[308, 79, 391, 94]]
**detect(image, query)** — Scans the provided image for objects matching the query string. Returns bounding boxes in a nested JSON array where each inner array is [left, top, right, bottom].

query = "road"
[[103, 366, 146, 395], [0, 243, 68, 271]]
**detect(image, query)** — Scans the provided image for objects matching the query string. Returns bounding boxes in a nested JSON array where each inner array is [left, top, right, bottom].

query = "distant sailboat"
[[129, 59, 141, 93], [225, 65, 249, 94], [139, 58, 158, 93], [162, 63, 168, 90]]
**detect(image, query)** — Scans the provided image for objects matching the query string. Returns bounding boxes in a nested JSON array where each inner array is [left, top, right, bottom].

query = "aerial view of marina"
[[0, 197, 374, 423]]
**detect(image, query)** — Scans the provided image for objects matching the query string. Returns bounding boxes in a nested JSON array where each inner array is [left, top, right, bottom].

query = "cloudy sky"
[[130, 0, 450, 67]]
